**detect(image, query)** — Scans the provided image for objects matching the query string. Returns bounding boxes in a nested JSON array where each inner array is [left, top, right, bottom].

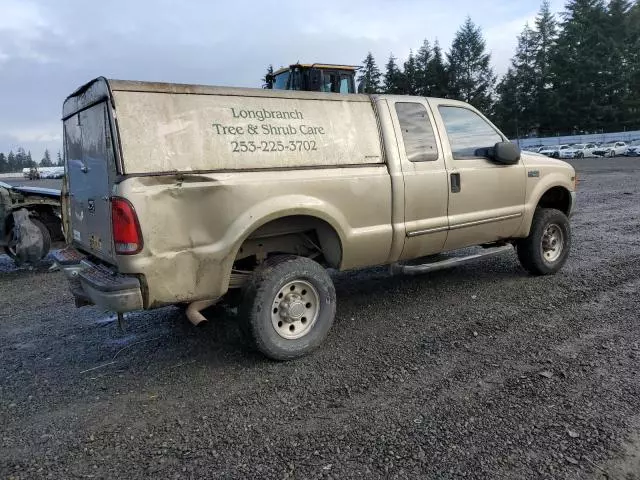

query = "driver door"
[[429, 102, 526, 251]]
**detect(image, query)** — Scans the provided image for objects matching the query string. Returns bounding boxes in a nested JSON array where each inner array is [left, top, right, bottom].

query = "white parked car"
[[624, 140, 640, 157], [571, 143, 598, 158], [593, 141, 627, 157], [557, 145, 577, 159], [538, 145, 559, 157]]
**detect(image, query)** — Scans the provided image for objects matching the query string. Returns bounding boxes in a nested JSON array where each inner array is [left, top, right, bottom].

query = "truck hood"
[[521, 151, 574, 171]]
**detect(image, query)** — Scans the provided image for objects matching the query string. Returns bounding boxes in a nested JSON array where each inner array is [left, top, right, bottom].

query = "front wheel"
[[608, 150, 615, 158], [4, 218, 52, 261], [517, 208, 571, 276], [240, 255, 336, 360]]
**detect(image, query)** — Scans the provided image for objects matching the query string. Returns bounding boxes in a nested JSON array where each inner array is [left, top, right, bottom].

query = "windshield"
[[273, 71, 290, 90]]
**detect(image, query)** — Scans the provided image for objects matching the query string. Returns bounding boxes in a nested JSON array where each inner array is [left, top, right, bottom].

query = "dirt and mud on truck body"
[[55, 77, 576, 360]]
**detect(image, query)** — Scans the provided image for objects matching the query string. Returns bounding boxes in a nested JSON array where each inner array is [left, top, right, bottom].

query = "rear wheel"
[[3, 218, 52, 261], [239, 255, 336, 361], [517, 208, 571, 276]]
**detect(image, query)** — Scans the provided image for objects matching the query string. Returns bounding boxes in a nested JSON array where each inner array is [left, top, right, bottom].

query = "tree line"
[[358, 0, 640, 138], [361, 0, 640, 137], [266, 0, 639, 139], [0, 148, 63, 173]]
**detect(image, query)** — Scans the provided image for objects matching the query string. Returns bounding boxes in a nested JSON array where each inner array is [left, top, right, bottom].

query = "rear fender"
[[218, 195, 350, 284]]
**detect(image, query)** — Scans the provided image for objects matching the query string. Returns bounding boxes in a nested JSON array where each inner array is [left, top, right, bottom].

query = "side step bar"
[[390, 245, 514, 276]]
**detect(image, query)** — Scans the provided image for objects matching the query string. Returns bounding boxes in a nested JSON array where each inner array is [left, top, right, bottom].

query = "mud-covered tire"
[[517, 208, 571, 276], [3, 218, 52, 260], [239, 255, 336, 361]]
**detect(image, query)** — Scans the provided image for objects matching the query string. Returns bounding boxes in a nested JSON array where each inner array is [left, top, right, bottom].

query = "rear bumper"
[[53, 249, 144, 312]]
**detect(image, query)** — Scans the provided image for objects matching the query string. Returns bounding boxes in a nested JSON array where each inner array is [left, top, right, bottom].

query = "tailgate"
[[64, 101, 118, 263]]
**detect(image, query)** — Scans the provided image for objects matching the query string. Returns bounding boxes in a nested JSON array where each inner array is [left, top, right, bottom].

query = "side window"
[[438, 106, 504, 160], [395, 102, 438, 162]]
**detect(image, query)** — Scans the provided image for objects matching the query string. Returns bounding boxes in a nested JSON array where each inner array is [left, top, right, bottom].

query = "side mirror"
[[493, 141, 521, 165]]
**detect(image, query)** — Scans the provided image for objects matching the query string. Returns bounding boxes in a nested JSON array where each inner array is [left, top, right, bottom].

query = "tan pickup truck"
[[55, 78, 576, 360]]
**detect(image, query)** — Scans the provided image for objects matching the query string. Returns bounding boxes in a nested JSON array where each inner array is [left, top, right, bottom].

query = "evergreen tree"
[[7, 151, 16, 172], [27, 150, 35, 168], [426, 40, 449, 98], [533, 0, 559, 135], [603, 0, 632, 129], [357, 52, 382, 93], [40, 149, 53, 167], [402, 50, 419, 95], [626, 0, 640, 124], [57, 150, 63, 166], [382, 54, 404, 94], [262, 65, 274, 89], [447, 17, 496, 111], [415, 39, 432, 96], [510, 24, 539, 135], [15, 148, 27, 171], [493, 69, 520, 138], [549, 0, 608, 134], [0, 153, 7, 173]]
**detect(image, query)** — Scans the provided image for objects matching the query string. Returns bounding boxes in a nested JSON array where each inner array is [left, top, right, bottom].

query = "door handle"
[[450, 173, 461, 193]]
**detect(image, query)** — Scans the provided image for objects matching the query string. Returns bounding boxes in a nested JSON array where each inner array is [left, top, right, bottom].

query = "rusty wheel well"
[[537, 187, 571, 216], [234, 215, 343, 270]]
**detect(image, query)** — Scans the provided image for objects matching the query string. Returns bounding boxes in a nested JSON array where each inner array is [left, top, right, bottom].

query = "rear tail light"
[[111, 197, 143, 255]]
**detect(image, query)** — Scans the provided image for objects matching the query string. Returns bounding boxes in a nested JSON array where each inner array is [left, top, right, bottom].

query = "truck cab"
[[269, 64, 357, 94]]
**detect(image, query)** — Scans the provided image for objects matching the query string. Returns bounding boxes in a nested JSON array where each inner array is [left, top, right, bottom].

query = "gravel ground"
[[1, 157, 640, 479]]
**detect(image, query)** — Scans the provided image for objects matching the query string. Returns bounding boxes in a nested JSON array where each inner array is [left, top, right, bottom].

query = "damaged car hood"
[[10, 185, 61, 198]]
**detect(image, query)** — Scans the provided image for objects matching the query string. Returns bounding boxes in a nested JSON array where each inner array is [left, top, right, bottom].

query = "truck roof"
[[273, 64, 359, 76], [63, 78, 472, 120], [63, 77, 372, 119]]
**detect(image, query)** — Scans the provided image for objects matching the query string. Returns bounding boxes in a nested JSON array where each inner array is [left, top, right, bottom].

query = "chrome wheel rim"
[[271, 280, 320, 340], [541, 224, 564, 263]]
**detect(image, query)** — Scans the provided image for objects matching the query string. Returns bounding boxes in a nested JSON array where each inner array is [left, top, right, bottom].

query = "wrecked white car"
[[0, 181, 63, 264]]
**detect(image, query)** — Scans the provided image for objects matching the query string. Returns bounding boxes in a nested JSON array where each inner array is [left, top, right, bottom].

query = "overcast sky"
[[0, 0, 567, 161]]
